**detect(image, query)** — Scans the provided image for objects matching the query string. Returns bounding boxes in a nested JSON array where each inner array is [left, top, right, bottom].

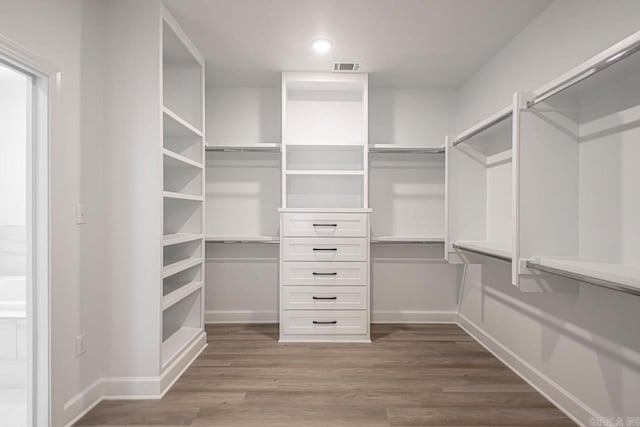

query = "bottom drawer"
[[282, 286, 367, 310], [281, 310, 367, 335]]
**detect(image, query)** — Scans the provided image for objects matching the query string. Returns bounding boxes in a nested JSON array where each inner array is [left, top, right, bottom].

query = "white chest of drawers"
[[279, 211, 371, 342]]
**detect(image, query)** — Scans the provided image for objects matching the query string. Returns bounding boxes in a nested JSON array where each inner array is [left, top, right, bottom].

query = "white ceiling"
[[164, 0, 552, 88]]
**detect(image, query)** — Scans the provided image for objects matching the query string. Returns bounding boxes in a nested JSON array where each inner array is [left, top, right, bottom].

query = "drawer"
[[281, 310, 368, 335], [282, 262, 368, 286], [282, 238, 367, 261], [283, 286, 367, 310], [282, 213, 367, 237]]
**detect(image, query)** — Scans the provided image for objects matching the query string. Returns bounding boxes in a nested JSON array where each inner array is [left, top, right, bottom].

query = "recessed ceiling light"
[[312, 38, 333, 54]]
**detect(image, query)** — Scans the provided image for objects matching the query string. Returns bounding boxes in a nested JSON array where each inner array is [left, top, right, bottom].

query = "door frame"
[[0, 33, 53, 427]]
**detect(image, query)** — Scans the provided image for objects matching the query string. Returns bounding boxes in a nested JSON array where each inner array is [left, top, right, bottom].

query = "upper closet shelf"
[[286, 141, 365, 147], [454, 106, 512, 147], [285, 170, 365, 176], [163, 107, 203, 139], [526, 257, 640, 297], [453, 240, 512, 262], [278, 207, 373, 213], [369, 144, 445, 154], [163, 191, 203, 202], [372, 236, 445, 244], [205, 143, 281, 152], [528, 31, 640, 107], [163, 149, 203, 169], [205, 235, 279, 244]]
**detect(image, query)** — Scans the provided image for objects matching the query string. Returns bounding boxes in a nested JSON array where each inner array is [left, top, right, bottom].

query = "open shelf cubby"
[[161, 288, 202, 368], [205, 150, 280, 241], [370, 150, 445, 244], [515, 39, 640, 293], [286, 174, 364, 209], [447, 107, 513, 262], [163, 21, 203, 132]]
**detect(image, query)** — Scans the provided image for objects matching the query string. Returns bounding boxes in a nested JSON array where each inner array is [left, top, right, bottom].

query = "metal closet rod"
[[525, 261, 640, 297], [452, 111, 512, 147], [452, 243, 512, 263], [527, 39, 640, 108]]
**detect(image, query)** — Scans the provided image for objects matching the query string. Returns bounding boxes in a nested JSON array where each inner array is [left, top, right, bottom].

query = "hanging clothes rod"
[[452, 108, 512, 147], [527, 36, 640, 108], [526, 261, 640, 297], [452, 243, 512, 263]]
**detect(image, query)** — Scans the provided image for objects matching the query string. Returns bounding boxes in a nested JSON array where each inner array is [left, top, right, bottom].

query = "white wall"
[[455, 0, 640, 423], [0, 0, 108, 425]]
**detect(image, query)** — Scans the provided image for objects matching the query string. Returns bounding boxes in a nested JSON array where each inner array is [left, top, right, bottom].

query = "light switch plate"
[[75, 334, 86, 357]]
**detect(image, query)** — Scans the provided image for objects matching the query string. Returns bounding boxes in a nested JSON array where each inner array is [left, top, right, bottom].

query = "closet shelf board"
[[205, 235, 280, 244], [528, 257, 640, 295], [286, 141, 365, 147], [163, 233, 203, 247], [163, 106, 204, 139], [453, 240, 512, 262], [278, 207, 373, 213], [163, 149, 204, 169], [161, 326, 202, 369], [163, 191, 204, 202], [454, 105, 512, 145], [162, 257, 203, 279], [162, 281, 203, 311], [372, 236, 445, 243], [205, 143, 281, 152], [285, 170, 365, 176], [369, 144, 445, 154]]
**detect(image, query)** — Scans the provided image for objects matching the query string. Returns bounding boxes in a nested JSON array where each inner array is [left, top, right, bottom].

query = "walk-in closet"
[[1, 1, 639, 426]]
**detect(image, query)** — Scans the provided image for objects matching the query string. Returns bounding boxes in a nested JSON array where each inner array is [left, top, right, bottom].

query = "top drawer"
[[282, 213, 368, 237]]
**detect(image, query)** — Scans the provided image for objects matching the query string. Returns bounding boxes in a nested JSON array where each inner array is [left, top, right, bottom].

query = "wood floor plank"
[[75, 324, 575, 427]]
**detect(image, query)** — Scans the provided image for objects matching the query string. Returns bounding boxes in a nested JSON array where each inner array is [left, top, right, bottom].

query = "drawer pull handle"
[[313, 320, 337, 325], [313, 248, 337, 251], [312, 296, 337, 300], [313, 223, 337, 227], [312, 272, 338, 276]]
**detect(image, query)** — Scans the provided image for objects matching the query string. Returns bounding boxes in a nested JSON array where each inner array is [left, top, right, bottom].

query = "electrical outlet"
[[76, 204, 87, 224], [75, 334, 86, 357]]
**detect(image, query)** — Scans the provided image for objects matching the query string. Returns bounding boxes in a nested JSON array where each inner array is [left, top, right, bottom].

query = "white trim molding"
[[457, 313, 598, 427], [62, 334, 206, 427], [205, 310, 458, 325], [371, 310, 457, 324], [205, 310, 278, 324]]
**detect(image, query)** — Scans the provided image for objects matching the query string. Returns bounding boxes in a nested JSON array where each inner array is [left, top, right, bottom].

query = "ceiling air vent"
[[333, 62, 361, 72]]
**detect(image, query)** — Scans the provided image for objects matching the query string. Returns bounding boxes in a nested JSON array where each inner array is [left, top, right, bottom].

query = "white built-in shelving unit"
[[279, 72, 371, 342], [161, 10, 206, 371], [514, 31, 640, 295], [446, 106, 513, 263]]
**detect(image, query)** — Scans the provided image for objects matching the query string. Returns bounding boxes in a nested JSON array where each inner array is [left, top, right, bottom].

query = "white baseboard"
[[205, 309, 458, 324], [371, 310, 457, 323], [62, 332, 207, 427], [205, 310, 278, 323], [457, 313, 597, 427]]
